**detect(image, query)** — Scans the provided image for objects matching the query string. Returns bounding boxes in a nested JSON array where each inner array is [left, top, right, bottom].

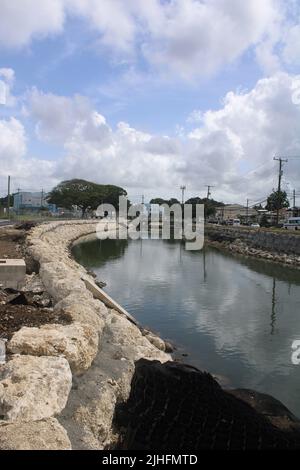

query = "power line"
[[249, 196, 268, 208], [282, 156, 300, 160], [241, 160, 274, 179]]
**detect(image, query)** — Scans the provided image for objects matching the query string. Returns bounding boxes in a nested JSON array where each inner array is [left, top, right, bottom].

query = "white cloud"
[[0, 0, 65, 49], [255, 40, 282, 75], [0, 68, 16, 106], [27, 73, 300, 203], [187, 73, 300, 199], [0, 118, 26, 171], [66, 0, 138, 55], [0, 117, 56, 195], [80, 0, 283, 79], [0, 0, 292, 79], [0, 68, 15, 83], [282, 24, 300, 66], [187, 110, 203, 124], [30, 89, 112, 149], [142, 0, 281, 79], [0, 82, 6, 106], [2, 70, 300, 201]]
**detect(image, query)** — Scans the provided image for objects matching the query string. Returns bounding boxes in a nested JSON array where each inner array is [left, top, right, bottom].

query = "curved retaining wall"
[[0, 221, 171, 450]]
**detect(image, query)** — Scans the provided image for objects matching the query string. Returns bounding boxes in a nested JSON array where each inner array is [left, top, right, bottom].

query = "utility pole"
[[141, 194, 145, 219], [246, 199, 249, 225], [293, 189, 296, 216], [206, 185, 214, 200], [7, 175, 10, 219], [273, 157, 288, 225], [180, 185, 186, 205], [17, 187, 21, 217], [274, 157, 288, 193]]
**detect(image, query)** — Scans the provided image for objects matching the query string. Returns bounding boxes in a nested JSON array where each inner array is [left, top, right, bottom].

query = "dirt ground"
[[0, 226, 26, 259], [0, 305, 72, 339], [0, 223, 73, 340]]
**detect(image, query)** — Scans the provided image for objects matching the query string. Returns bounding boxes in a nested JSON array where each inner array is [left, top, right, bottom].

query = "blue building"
[[13, 192, 57, 213]]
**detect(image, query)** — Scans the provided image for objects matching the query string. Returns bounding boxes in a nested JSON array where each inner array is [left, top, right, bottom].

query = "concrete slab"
[[81, 276, 139, 326], [0, 259, 26, 289]]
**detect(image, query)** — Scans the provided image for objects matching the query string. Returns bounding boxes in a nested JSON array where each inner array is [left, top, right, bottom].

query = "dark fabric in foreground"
[[114, 359, 300, 450]]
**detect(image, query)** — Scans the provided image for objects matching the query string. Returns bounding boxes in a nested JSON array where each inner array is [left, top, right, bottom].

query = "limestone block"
[[54, 297, 105, 333], [0, 355, 72, 423], [8, 323, 99, 375], [104, 311, 171, 363], [143, 330, 167, 352], [0, 418, 71, 450], [40, 262, 87, 302]]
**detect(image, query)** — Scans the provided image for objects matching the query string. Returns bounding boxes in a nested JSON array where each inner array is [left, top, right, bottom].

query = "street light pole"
[[180, 185, 186, 205], [7, 175, 10, 219]]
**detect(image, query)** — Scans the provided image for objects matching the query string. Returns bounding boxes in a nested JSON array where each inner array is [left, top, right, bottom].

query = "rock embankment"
[[0, 221, 171, 450], [206, 225, 300, 267]]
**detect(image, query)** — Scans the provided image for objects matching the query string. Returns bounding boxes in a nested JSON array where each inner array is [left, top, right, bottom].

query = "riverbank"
[[1, 221, 300, 449], [205, 225, 300, 267], [0, 221, 171, 450]]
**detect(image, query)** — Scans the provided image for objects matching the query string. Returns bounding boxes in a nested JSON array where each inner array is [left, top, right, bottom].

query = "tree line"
[[1, 178, 291, 221]]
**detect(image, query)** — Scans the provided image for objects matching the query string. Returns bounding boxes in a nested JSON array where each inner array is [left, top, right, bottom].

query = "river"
[[73, 238, 300, 417]]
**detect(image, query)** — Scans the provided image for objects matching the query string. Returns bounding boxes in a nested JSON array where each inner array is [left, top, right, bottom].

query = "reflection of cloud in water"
[[178, 250, 300, 377], [74, 239, 300, 413]]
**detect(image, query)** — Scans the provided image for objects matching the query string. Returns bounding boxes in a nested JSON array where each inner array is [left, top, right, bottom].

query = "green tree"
[[47, 179, 127, 217], [266, 190, 289, 212], [168, 198, 180, 206], [150, 198, 180, 206], [185, 197, 203, 218], [150, 196, 223, 219], [260, 213, 269, 227], [0, 194, 14, 207], [150, 198, 168, 205], [185, 197, 222, 219]]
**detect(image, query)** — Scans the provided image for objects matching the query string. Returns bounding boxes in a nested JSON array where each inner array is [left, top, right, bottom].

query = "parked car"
[[232, 219, 241, 226], [251, 223, 260, 228], [283, 217, 300, 230]]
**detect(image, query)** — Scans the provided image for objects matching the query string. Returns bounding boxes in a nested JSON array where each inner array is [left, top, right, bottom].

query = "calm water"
[[73, 238, 300, 417]]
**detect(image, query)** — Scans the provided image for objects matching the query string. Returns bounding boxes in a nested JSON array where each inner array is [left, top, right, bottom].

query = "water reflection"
[[203, 246, 207, 283], [73, 239, 300, 417], [73, 238, 128, 267], [271, 278, 276, 336]]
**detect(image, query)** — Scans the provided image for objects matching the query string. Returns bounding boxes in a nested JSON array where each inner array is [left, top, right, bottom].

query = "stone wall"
[[0, 221, 171, 450], [206, 225, 300, 257]]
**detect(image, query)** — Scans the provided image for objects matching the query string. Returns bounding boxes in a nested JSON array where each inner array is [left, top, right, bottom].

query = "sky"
[[0, 0, 300, 205]]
